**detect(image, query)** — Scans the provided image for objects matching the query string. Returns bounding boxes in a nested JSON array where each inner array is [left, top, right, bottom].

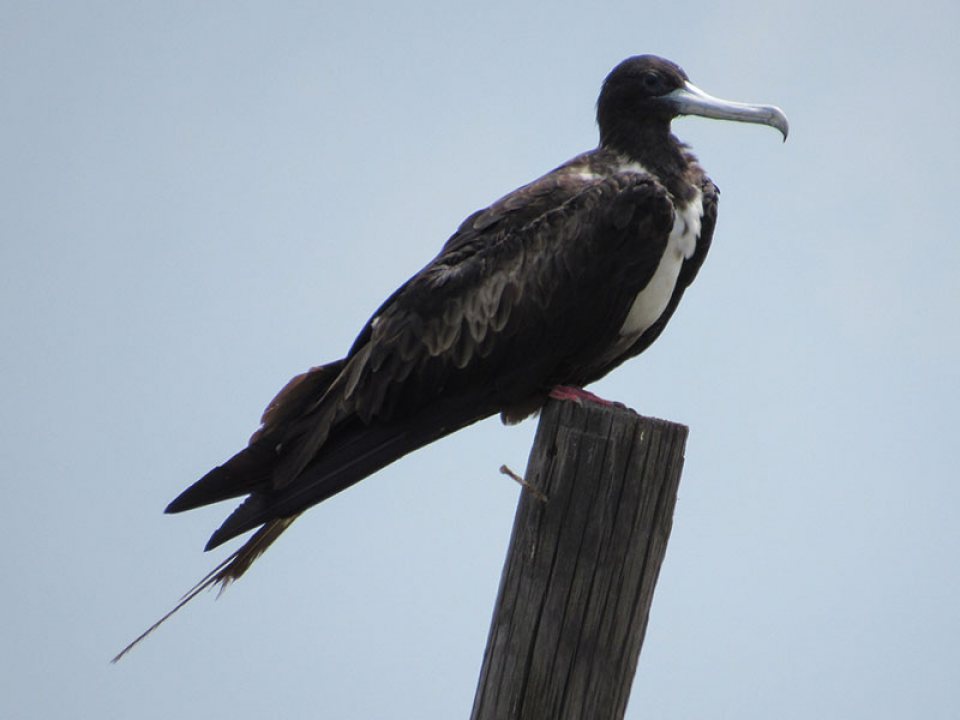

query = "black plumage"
[[115, 55, 786, 660]]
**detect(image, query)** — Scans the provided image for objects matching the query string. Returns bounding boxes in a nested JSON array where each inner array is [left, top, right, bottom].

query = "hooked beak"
[[665, 81, 789, 141]]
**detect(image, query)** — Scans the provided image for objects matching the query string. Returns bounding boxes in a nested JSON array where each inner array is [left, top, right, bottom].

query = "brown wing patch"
[[267, 163, 675, 491], [251, 360, 346, 444]]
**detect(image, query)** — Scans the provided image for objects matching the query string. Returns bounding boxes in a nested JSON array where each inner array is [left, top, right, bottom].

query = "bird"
[[114, 55, 787, 660]]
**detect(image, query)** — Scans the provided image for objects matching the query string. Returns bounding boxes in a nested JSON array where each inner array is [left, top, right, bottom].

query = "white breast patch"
[[617, 188, 703, 342]]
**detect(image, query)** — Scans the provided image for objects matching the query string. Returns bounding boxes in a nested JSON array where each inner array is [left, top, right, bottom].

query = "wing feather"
[[196, 157, 677, 534], [333, 165, 674, 426]]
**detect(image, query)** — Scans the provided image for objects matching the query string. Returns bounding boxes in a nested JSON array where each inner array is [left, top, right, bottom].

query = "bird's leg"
[[548, 385, 622, 408]]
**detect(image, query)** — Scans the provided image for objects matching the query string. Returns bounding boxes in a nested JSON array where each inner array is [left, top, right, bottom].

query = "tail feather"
[[111, 517, 296, 663], [116, 358, 504, 661], [165, 444, 275, 514], [206, 394, 497, 549], [165, 360, 348, 515]]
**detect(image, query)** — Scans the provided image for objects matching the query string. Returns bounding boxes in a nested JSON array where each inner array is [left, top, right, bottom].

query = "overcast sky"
[[3, 1, 958, 718]]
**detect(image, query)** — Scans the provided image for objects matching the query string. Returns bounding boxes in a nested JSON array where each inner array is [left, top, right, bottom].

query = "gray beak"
[[665, 81, 789, 140]]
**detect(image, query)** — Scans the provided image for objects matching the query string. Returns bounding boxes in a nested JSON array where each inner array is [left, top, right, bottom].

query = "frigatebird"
[[114, 55, 787, 659]]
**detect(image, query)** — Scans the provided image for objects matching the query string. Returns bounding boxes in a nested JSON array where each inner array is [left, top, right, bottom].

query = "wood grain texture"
[[470, 399, 688, 720]]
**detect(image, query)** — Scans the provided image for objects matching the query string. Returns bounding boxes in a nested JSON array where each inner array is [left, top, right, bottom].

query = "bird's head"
[[597, 55, 789, 152]]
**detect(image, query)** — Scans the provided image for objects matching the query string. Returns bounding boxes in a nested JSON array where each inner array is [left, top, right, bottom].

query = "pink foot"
[[548, 385, 620, 407]]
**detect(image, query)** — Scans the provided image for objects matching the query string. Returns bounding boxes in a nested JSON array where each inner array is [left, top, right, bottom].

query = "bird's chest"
[[617, 189, 703, 342]]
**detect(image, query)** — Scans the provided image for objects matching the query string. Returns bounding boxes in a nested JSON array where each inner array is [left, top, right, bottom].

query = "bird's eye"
[[640, 72, 662, 92]]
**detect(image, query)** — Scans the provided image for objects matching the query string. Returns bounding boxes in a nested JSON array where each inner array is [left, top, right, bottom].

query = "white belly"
[[618, 189, 703, 341]]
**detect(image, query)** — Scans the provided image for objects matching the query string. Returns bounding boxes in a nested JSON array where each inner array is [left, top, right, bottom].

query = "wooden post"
[[470, 399, 688, 720]]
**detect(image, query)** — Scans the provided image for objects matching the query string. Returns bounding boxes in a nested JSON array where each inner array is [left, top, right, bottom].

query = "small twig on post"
[[471, 399, 688, 720], [499, 464, 548, 503]]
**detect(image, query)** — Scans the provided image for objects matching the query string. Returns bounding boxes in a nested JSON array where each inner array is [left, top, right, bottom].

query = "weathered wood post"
[[470, 399, 688, 720]]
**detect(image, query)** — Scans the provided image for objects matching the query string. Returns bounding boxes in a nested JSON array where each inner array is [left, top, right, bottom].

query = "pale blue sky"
[[2, 2, 958, 718]]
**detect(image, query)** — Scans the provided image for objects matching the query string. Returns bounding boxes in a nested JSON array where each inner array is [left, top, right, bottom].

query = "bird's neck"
[[601, 123, 700, 203]]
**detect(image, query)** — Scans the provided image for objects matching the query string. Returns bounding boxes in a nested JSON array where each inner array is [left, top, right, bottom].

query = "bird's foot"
[[548, 385, 623, 409]]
